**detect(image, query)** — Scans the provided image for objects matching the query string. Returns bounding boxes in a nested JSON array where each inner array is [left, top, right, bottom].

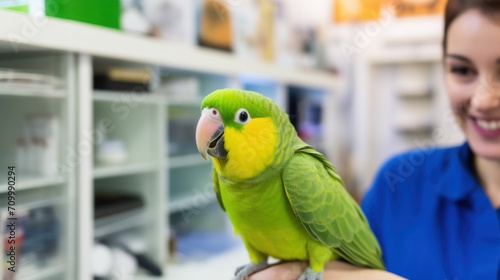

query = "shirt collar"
[[435, 142, 482, 201]]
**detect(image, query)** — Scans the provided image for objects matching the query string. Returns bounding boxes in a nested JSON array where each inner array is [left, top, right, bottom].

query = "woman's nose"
[[470, 79, 500, 112]]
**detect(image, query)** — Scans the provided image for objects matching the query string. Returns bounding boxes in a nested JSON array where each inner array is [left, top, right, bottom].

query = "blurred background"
[[0, 0, 464, 279]]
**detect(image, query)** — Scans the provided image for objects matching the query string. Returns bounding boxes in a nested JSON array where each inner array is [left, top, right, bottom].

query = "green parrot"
[[195, 89, 384, 280]]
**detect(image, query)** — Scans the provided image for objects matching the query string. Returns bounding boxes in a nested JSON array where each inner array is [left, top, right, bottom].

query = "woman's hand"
[[248, 261, 407, 280]]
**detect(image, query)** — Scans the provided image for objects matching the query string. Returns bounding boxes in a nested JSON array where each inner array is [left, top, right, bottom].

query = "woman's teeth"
[[476, 120, 500, 130]]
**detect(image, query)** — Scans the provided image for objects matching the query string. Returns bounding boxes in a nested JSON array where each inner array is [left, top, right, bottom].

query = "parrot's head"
[[196, 88, 291, 181]]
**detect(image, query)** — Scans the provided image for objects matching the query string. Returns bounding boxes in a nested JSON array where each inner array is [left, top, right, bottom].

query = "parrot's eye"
[[235, 108, 251, 124]]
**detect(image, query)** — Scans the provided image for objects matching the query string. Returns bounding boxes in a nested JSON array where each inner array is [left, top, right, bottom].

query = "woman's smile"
[[468, 116, 500, 138]]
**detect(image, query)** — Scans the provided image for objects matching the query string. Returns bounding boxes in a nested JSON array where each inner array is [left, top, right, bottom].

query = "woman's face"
[[446, 9, 500, 160]]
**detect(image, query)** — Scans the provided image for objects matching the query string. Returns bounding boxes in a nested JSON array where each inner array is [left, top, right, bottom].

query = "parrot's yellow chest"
[[220, 176, 312, 261]]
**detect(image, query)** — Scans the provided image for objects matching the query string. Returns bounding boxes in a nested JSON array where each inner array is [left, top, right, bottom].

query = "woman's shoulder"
[[383, 143, 463, 172], [362, 143, 468, 212], [360, 144, 467, 258], [375, 144, 465, 189]]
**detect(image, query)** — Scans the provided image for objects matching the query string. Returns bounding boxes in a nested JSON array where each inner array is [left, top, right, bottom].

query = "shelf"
[[369, 44, 442, 65], [20, 263, 65, 280], [0, 85, 65, 98], [93, 162, 159, 179], [94, 208, 147, 239], [114, 243, 247, 280], [94, 90, 166, 105], [169, 154, 209, 169], [0, 174, 64, 193], [168, 193, 217, 214], [160, 244, 247, 280], [167, 97, 204, 107], [0, 10, 342, 90], [0, 10, 344, 280]]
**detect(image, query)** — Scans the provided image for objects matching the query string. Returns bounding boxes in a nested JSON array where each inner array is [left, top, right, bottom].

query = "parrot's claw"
[[297, 267, 323, 280], [234, 261, 268, 280]]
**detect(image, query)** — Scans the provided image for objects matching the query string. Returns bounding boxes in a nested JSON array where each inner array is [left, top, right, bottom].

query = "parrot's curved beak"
[[196, 108, 228, 160]]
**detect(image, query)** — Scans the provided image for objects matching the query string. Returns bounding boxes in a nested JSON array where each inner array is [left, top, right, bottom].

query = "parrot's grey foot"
[[297, 267, 323, 280], [234, 261, 268, 280]]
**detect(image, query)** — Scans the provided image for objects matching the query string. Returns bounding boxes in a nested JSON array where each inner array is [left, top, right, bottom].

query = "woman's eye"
[[450, 66, 475, 76]]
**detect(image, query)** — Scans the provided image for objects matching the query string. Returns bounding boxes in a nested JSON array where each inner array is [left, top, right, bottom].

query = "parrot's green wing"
[[282, 146, 385, 270], [212, 167, 225, 211]]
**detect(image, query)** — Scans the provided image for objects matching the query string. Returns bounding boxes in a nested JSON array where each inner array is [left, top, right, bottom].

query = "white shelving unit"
[[94, 209, 148, 239], [169, 154, 207, 169], [0, 175, 64, 193], [93, 162, 160, 179], [167, 97, 204, 107], [0, 87, 66, 98], [20, 264, 66, 280], [0, 10, 344, 280], [91, 59, 166, 279], [0, 53, 76, 280], [0, 11, 341, 90], [168, 193, 217, 214]]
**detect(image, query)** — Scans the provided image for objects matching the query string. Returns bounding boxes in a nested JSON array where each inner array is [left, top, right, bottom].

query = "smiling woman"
[[247, 0, 500, 279], [359, 1, 500, 279], [445, 9, 500, 159], [444, 4, 500, 209]]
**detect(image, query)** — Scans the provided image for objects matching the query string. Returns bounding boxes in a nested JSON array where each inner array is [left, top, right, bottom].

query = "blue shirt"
[[497, 208, 500, 226], [361, 142, 500, 280]]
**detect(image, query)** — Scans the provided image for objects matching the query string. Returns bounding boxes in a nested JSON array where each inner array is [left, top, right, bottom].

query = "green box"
[[45, 0, 120, 30]]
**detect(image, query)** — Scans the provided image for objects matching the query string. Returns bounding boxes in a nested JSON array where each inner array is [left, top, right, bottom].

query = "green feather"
[[283, 146, 385, 269]]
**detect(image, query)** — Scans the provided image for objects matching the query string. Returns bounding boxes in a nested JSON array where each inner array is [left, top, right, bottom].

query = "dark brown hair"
[[444, 0, 500, 52]]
